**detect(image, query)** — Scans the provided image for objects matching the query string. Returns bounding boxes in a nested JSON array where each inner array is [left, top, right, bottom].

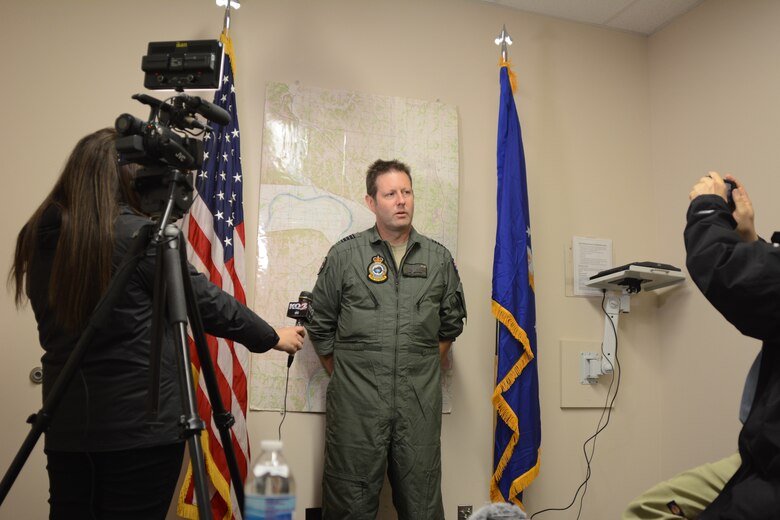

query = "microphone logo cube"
[[287, 301, 313, 322]]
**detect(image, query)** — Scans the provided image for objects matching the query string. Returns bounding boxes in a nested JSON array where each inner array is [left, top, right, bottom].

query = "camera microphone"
[[286, 291, 313, 367], [131, 93, 177, 115], [181, 95, 231, 126], [131, 93, 224, 130]]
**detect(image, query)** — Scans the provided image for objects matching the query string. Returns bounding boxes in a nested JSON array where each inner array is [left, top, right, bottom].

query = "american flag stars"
[[191, 59, 244, 261]]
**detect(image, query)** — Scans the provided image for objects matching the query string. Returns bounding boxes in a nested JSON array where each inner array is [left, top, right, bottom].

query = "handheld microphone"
[[285, 291, 313, 367]]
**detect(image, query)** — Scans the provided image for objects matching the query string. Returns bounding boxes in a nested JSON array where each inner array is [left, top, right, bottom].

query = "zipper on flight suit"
[[385, 239, 418, 415], [382, 240, 401, 414]]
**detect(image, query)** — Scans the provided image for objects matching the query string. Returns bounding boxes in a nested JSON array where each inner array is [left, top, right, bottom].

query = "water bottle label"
[[255, 464, 290, 478], [245, 495, 295, 520]]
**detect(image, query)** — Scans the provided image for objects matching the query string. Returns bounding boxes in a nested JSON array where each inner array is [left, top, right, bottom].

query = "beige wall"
[[0, 0, 774, 518]]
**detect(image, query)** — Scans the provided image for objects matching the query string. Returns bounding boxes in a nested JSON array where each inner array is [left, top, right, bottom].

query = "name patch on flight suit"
[[367, 255, 388, 283], [402, 263, 427, 278]]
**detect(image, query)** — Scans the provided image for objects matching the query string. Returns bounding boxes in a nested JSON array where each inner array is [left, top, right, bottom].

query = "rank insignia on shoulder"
[[338, 234, 356, 244], [317, 257, 327, 275], [367, 255, 388, 283]]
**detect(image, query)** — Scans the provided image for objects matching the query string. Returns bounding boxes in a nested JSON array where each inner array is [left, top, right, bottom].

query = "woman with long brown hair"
[[10, 128, 304, 519]]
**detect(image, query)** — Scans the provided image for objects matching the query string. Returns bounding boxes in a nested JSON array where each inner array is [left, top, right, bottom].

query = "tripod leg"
[[161, 225, 213, 520], [178, 238, 246, 516]]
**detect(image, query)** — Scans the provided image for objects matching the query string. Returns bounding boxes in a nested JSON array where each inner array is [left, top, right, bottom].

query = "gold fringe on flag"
[[176, 365, 236, 520], [499, 58, 518, 94], [220, 31, 237, 77], [490, 299, 541, 507]]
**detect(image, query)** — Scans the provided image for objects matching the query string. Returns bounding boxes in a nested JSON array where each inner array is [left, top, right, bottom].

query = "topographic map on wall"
[[250, 81, 460, 412]]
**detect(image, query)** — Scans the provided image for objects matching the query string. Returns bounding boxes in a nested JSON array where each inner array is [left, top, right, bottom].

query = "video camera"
[[114, 40, 228, 219]]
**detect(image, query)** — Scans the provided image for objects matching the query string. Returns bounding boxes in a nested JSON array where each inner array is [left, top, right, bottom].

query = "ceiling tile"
[[480, 0, 635, 25], [478, 0, 705, 35], [606, 0, 704, 34]]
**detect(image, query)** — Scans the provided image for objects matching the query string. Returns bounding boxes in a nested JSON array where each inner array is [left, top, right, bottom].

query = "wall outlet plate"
[[457, 504, 473, 519]]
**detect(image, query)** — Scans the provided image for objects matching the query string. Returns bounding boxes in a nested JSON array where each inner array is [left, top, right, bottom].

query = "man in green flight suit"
[[306, 159, 467, 520]]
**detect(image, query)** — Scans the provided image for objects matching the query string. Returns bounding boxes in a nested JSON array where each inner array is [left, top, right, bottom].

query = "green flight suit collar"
[[367, 225, 422, 248]]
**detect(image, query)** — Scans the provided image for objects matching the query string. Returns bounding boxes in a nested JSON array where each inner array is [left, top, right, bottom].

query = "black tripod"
[[0, 168, 246, 519]]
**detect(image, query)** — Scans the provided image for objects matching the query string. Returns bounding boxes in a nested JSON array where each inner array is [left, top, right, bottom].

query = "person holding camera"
[[10, 128, 305, 519], [623, 171, 778, 519]]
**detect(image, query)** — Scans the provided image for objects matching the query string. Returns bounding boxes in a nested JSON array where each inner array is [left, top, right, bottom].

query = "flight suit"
[[307, 226, 466, 520]]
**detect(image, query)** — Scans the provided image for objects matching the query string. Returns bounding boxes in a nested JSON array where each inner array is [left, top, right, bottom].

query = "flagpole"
[[223, 2, 231, 36], [218, 0, 240, 36], [493, 24, 512, 355]]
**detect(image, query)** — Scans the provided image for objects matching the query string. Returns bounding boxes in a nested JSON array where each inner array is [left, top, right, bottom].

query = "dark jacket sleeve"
[[684, 194, 780, 341], [117, 212, 280, 353], [188, 266, 280, 353]]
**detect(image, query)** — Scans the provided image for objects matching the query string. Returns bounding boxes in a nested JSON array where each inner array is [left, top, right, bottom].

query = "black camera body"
[[725, 179, 737, 212], [115, 114, 202, 171], [114, 40, 230, 220], [115, 93, 229, 219]]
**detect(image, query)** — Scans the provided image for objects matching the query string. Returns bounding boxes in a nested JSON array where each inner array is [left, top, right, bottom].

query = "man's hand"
[[439, 340, 453, 369], [689, 170, 730, 201], [319, 354, 334, 376], [727, 175, 758, 242], [272, 326, 305, 355]]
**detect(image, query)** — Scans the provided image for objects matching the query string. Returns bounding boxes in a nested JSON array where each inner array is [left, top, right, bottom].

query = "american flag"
[[178, 33, 250, 520]]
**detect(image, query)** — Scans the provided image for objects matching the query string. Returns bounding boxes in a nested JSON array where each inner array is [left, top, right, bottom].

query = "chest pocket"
[[335, 265, 381, 344], [410, 266, 445, 345]]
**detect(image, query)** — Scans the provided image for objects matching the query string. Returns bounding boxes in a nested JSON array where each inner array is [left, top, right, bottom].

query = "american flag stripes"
[[178, 33, 249, 520]]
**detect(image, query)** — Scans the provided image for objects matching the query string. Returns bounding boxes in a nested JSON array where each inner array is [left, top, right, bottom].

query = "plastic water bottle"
[[245, 440, 296, 520]]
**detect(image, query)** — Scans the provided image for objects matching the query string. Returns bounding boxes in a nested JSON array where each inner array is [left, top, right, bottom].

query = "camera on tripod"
[[114, 39, 229, 220]]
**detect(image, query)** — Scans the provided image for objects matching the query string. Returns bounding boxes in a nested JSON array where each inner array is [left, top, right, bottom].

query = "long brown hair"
[[10, 128, 137, 332]]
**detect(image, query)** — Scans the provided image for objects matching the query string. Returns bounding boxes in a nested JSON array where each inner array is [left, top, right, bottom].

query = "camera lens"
[[115, 114, 147, 136]]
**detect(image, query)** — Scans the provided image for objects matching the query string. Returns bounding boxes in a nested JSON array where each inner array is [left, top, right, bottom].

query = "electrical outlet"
[[457, 504, 473, 519]]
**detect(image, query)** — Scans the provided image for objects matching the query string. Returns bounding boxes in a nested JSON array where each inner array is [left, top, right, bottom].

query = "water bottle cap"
[[260, 439, 283, 451]]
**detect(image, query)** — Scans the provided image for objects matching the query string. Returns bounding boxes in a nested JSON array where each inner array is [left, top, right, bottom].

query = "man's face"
[[366, 170, 414, 235]]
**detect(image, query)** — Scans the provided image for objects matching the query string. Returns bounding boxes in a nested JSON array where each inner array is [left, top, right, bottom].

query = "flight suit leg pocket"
[[322, 469, 368, 519]]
